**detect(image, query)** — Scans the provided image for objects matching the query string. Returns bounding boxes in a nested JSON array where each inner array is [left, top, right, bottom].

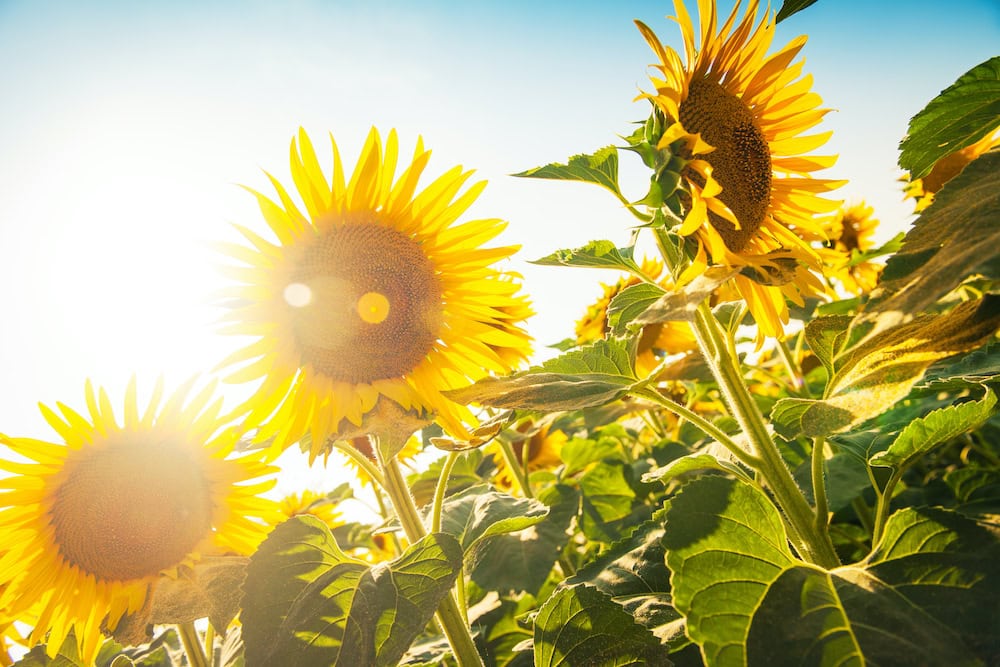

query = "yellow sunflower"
[[489, 420, 567, 492], [0, 379, 277, 665], [575, 258, 697, 376], [217, 128, 533, 460], [821, 201, 882, 294], [903, 128, 999, 211], [636, 0, 842, 341], [276, 489, 343, 528]]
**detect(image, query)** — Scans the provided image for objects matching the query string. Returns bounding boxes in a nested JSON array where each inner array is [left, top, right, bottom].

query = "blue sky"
[[0, 0, 997, 469]]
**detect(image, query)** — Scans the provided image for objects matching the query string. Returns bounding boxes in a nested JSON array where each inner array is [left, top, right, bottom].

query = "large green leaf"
[[868, 151, 1000, 326], [444, 338, 637, 412], [662, 476, 985, 665], [899, 57, 1000, 179], [242, 516, 360, 666], [869, 389, 997, 472], [435, 485, 549, 552], [662, 476, 794, 666], [633, 268, 735, 325], [745, 566, 978, 666], [568, 510, 684, 646], [866, 507, 1000, 660], [770, 296, 1000, 437], [470, 484, 578, 595], [803, 314, 852, 382], [339, 533, 464, 667], [533, 585, 671, 667], [514, 147, 628, 203], [775, 0, 820, 22], [242, 517, 463, 667]]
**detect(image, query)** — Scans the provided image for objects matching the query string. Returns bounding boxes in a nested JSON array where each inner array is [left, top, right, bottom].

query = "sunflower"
[[0, 379, 277, 665], [276, 489, 343, 528], [821, 201, 882, 294], [903, 128, 999, 211], [489, 420, 567, 492], [636, 0, 842, 341], [575, 258, 697, 376], [217, 128, 533, 460]]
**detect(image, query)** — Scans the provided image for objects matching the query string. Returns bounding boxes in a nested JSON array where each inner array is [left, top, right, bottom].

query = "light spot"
[[357, 291, 390, 324], [284, 282, 313, 308]]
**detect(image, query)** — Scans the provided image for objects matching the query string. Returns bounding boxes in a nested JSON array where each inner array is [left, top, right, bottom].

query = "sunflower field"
[[1, 0, 999, 665]]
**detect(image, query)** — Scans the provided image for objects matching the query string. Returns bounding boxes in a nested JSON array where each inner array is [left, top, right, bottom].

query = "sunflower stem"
[[377, 446, 484, 667], [811, 436, 830, 532], [496, 437, 533, 498], [331, 439, 386, 489], [432, 451, 460, 533], [631, 386, 762, 469], [689, 301, 840, 568], [204, 623, 216, 667], [177, 622, 209, 667], [777, 338, 809, 396]]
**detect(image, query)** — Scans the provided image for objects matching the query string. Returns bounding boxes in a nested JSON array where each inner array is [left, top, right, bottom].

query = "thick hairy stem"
[[177, 622, 209, 667], [689, 302, 839, 567]]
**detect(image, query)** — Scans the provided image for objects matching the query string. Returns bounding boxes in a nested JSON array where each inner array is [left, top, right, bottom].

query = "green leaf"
[[514, 147, 626, 201], [865, 507, 1000, 660], [148, 555, 248, 634], [662, 476, 795, 666], [921, 341, 1000, 391], [745, 567, 979, 666], [868, 151, 1000, 325], [435, 485, 549, 552], [444, 338, 637, 412], [531, 240, 642, 273], [899, 57, 1000, 179], [559, 433, 627, 477], [607, 282, 667, 336], [579, 461, 636, 541], [531, 241, 642, 275], [533, 585, 671, 667], [774, 297, 1000, 437], [633, 268, 736, 325], [775, 0, 820, 22], [642, 453, 747, 486], [470, 484, 578, 595], [869, 390, 997, 472], [343, 533, 465, 667], [804, 314, 852, 382], [242, 516, 360, 666], [568, 511, 686, 647], [663, 477, 985, 665]]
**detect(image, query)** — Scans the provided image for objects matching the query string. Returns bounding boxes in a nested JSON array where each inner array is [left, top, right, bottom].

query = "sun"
[[217, 128, 533, 460], [0, 378, 277, 665], [636, 0, 843, 342]]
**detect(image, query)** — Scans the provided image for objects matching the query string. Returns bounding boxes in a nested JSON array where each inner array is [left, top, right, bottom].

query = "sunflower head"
[[822, 201, 883, 294], [0, 379, 277, 665], [277, 489, 343, 528], [218, 128, 533, 460], [903, 128, 1000, 211], [635, 0, 843, 342]]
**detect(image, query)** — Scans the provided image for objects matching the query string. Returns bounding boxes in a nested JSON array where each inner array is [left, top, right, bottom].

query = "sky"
[[0, 0, 997, 493]]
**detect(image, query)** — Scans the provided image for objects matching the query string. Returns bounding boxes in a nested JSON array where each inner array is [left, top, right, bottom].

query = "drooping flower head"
[[218, 129, 533, 460], [575, 258, 697, 376], [0, 379, 277, 665], [636, 0, 843, 341], [822, 201, 882, 294], [903, 128, 999, 212]]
